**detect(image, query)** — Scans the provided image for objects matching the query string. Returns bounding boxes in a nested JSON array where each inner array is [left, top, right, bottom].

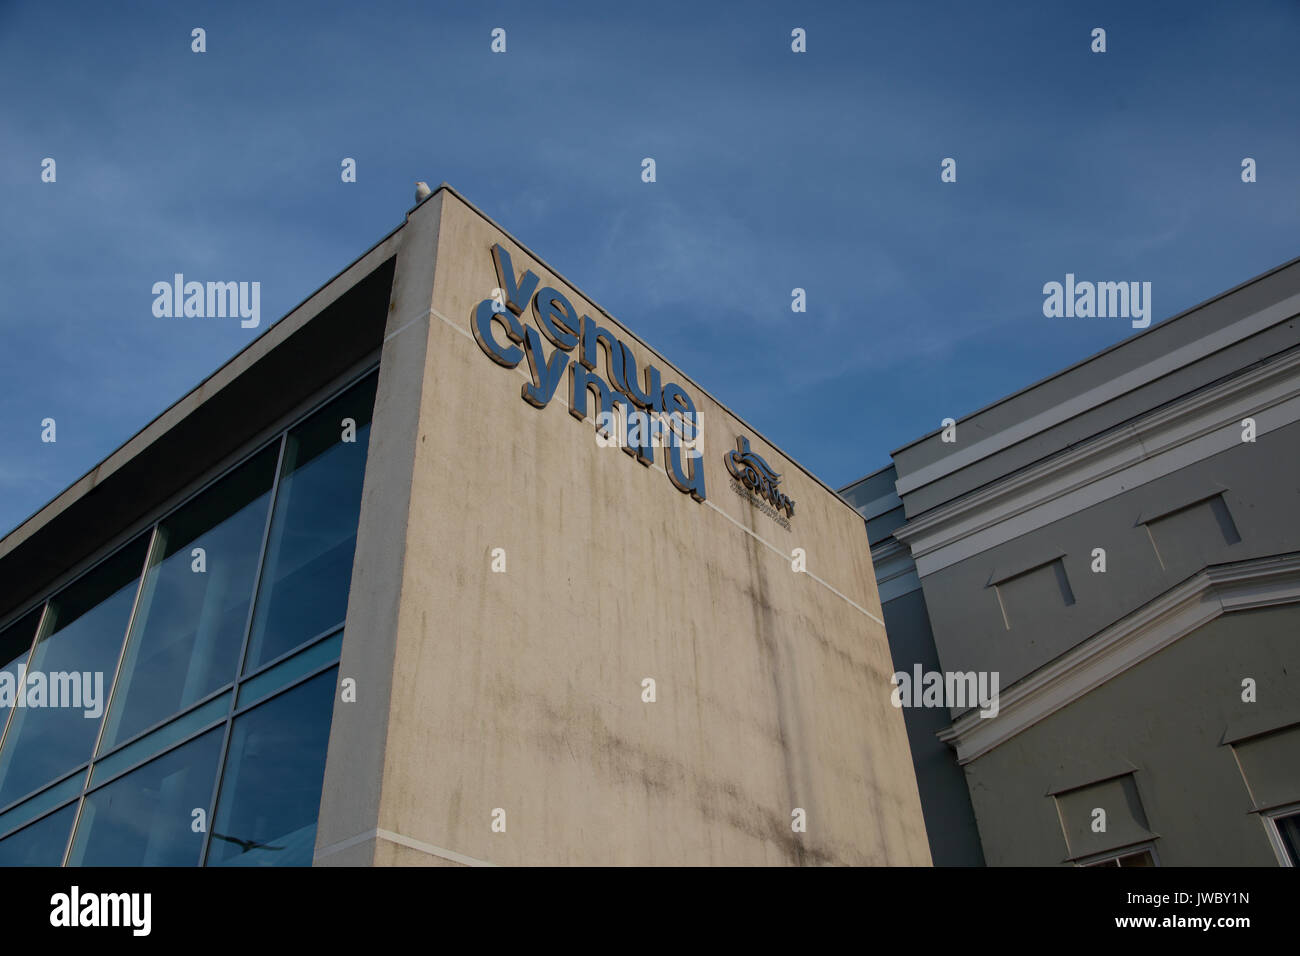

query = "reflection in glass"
[[0, 771, 83, 841], [1277, 813, 1300, 866], [0, 803, 75, 866], [236, 630, 341, 711], [0, 372, 370, 866], [100, 447, 277, 751], [244, 373, 376, 670], [207, 667, 337, 866], [0, 607, 43, 735], [68, 727, 222, 866], [92, 691, 230, 787], [0, 538, 148, 809]]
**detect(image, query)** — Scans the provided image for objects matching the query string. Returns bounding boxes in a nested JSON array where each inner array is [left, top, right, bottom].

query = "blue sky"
[[1, 0, 1297, 534]]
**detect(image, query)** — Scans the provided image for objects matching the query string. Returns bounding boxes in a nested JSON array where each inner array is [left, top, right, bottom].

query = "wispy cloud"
[[0, 0, 1297, 529]]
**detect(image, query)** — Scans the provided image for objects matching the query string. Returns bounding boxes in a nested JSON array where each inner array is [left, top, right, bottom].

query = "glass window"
[[1083, 848, 1156, 867], [0, 770, 83, 839], [244, 374, 376, 671], [1116, 849, 1155, 867], [1273, 811, 1300, 865], [237, 630, 342, 711], [99, 447, 277, 751], [0, 607, 43, 738], [67, 727, 223, 866], [207, 667, 337, 866], [0, 371, 369, 867], [92, 691, 230, 787], [0, 803, 76, 866], [0, 537, 148, 809]]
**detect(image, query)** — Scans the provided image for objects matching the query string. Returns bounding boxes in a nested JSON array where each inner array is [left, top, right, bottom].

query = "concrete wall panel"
[[341, 191, 930, 865]]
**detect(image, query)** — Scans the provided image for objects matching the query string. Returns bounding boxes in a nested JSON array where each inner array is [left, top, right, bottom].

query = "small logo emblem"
[[725, 436, 795, 519]]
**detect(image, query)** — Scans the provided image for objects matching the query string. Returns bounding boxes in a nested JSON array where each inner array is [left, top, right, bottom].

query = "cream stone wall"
[[316, 188, 930, 866]]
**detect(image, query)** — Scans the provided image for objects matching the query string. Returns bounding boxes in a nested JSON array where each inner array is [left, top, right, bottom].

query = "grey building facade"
[[844, 255, 1300, 867]]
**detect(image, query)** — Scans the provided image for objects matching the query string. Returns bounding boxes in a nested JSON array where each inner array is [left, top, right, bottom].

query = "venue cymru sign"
[[471, 244, 707, 501]]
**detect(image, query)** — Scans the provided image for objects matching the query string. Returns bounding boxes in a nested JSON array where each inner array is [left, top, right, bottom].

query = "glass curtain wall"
[[0, 369, 377, 866]]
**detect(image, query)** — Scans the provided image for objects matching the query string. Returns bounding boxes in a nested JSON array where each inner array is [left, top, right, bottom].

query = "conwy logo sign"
[[725, 436, 795, 523], [471, 244, 706, 502]]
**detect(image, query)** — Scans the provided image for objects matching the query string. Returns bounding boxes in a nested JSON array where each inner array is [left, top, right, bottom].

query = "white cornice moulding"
[[894, 348, 1300, 577], [894, 292, 1300, 498], [937, 553, 1300, 764]]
